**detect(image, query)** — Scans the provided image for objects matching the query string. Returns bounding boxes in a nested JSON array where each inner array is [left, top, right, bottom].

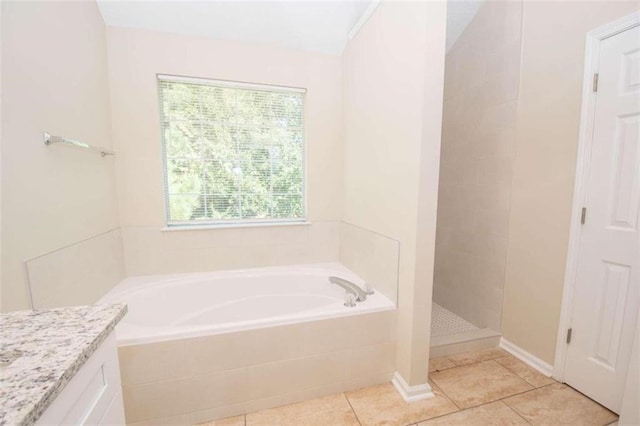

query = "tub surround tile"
[[27, 229, 125, 310], [296, 316, 359, 356], [494, 355, 556, 388], [503, 383, 618, 426], [246, 393, 358, 426], [245, 351, 351, 402], [118, 338, 196, 386], [349, 342, 396, 379], [120, 309, 397, 424], [345, 382, 458, 426], [294, 310, 397, 360], [123, 366, 251, 422], [339, 222, 400, 305], [122, 222, 340, 276], [429, 360, 533, 409], [119, 305, 397, 388], [188, 372, 394, 426], [0, 304, 127, 426], [350, 310, 398, 349], [120, 320, 308, 386]]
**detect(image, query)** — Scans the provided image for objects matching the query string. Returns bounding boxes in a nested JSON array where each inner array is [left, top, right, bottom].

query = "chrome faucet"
[[329, 276, 372, 302]]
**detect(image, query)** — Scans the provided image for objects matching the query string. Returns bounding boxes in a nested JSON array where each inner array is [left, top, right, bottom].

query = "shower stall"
[[430, 0, 523, 355]]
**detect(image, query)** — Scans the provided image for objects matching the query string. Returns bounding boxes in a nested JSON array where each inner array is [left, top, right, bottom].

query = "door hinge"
[[593, 73, 599, 92], [581, 207, 587, 225], [566, 328, 573, 344]]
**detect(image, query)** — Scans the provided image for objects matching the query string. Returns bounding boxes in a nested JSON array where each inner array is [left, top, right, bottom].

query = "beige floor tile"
[[494, 355, 555, 388], [429, 357, 455, 373], [418, 401, 528, 425], [430, 360, 533, 409], [196, 415, 245, 426], [245, 393, 358, 426], [446, 347, 508, 366], [345, 382, 459, 426], [503, 383, 618, 426]]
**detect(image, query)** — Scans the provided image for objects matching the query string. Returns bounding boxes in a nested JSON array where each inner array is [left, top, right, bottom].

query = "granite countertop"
[[0, 303, 127, 426]]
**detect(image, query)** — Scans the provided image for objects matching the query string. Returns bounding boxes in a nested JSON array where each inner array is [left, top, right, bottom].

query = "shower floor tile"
[[431, 303, 478, 337]]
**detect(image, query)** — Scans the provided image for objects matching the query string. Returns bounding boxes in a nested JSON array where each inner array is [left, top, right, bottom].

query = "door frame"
[[553, 10, 640, 381]]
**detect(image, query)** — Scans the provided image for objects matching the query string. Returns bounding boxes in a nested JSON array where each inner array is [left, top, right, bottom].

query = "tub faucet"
[[329, 276, 372, 302]]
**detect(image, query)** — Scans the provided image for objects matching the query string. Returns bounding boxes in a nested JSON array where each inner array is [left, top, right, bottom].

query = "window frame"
[[157, 74, 308, 229]]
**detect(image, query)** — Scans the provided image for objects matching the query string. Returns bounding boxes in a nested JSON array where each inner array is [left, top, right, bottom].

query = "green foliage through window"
[[158, 77, 306, 225]]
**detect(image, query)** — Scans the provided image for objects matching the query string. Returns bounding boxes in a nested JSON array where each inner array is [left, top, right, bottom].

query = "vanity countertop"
[[0, 303, 127, 426]]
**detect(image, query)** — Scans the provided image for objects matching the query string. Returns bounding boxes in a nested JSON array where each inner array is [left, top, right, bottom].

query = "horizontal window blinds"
[[158, 76, 306, 226]]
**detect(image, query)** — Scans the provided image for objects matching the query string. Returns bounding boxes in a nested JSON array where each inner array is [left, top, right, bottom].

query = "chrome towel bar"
[[43, 132, 115, 157]]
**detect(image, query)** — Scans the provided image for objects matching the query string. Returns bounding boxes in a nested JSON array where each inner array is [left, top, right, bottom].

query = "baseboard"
[[391, 372, 434, 402], [499, 338, 553, 377]]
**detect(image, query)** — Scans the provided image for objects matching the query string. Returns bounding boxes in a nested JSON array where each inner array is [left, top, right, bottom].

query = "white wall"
[[1, 0, 122, 312], [106, 27, 343, 276], [343, 1, 446, 386], [502, 0, 639, 365], [434, 0, 522, 331]]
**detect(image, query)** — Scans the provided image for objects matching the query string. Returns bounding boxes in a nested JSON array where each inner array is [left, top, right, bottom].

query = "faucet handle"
[[364, 282, 374, 295], [344, 292, 357, 307]]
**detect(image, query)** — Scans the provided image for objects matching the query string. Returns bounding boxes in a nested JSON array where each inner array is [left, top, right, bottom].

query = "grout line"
[[493, 355, 557, 388], [419, 397, 533, 425], [427, 350, 528, 404], [499, 382, 556, 406], [502, 400, 533, 425], [487, 358, 536, 387], [343, 392, 362, 426], [429, 363, 557, 415], [428, 379, 462, 411], [418, 403, 481, 423]]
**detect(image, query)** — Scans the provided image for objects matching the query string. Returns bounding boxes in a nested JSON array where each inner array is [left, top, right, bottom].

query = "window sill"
[[161, 221, 312, 232]]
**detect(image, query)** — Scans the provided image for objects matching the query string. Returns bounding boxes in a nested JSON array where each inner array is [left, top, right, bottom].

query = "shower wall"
[[433, 0, 523, 331]]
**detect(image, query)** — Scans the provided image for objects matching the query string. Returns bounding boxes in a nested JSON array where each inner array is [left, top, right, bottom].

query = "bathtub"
[[100, 262, 397, 425], [100, 262, 394, 346]]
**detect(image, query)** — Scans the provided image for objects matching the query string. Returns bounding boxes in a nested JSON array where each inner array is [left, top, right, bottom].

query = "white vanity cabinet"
[[36, 333, 125, 425]]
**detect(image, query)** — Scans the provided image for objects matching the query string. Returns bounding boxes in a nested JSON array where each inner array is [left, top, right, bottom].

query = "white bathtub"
[[100, 262, 394, 346]]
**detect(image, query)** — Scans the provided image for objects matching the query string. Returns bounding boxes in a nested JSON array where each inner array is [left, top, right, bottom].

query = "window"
[[158, 75, 306, 227]]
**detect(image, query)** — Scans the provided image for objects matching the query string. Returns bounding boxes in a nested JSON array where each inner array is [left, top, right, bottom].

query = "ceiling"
[[96, 0, 483, 56], [96, 0, 373, 55]]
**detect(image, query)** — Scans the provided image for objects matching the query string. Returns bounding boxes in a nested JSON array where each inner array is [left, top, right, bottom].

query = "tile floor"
[[199, 347, 618, 426]]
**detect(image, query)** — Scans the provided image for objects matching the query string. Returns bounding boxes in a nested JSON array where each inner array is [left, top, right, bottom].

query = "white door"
[[564, 24, 640, 413]]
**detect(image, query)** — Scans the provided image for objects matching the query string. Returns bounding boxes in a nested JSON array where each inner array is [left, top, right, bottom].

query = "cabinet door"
[[36, 334, 125, 425]]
